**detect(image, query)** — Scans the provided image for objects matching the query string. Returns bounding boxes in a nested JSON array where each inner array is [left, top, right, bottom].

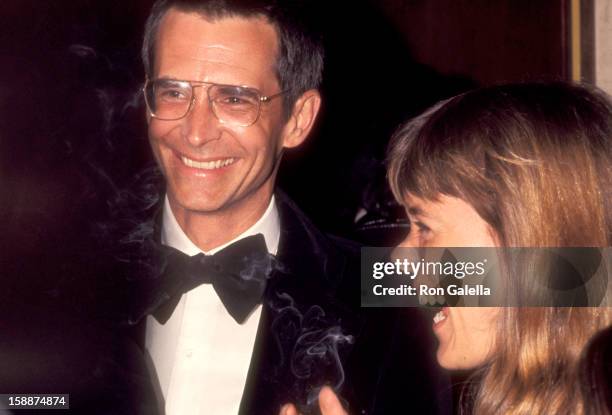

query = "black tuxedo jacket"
[[1, 293, 158, 415], [234, 191, 452, 414], [6, 174, 449, 415], [116, 189, 451, 415]]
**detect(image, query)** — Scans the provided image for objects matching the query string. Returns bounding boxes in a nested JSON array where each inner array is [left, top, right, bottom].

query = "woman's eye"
[[412, 221, 432, 243], [414, 221, 431, 233]]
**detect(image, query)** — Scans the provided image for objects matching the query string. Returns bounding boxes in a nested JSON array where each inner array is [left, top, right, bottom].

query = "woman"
[[386, 82, 612, 414], [283, 82, 611, 415]]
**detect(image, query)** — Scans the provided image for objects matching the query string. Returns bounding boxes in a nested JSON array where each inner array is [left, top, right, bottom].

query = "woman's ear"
[[281, 89, 322, 149]]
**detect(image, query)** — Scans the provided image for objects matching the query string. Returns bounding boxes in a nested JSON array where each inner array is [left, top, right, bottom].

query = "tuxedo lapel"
[[237, 303, 277, 414], [239, 191, 363, 414]]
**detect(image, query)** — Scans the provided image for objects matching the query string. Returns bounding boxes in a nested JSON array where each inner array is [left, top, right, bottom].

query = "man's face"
[[148, 9, 289, 219]]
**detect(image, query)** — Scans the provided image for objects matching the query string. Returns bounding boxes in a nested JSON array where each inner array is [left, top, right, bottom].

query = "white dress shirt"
[[145, 196, 280, 415]]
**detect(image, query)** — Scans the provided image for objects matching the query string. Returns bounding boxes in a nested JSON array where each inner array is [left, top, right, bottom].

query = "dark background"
[[1, 0, 570, 284]]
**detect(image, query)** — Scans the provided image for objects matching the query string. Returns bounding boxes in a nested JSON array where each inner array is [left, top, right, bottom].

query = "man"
[[110, 0, 451, 414]]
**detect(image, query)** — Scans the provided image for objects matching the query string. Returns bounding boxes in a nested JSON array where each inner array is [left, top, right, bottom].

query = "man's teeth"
[[181, 156, 235, 170], [433, 311, 447, 324]]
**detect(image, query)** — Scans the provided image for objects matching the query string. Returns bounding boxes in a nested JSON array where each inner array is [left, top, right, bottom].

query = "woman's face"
[[398, 193, 499, 370]]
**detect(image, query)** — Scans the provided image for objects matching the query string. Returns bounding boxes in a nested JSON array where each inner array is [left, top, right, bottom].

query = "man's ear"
[[281, 89, 322, 149]]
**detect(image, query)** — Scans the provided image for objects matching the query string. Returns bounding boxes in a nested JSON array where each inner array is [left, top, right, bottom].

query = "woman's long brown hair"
[[387, 82, 612, 414]]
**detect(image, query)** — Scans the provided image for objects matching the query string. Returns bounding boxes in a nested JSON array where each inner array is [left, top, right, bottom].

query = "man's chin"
[[175, 200, 232, 216], [167, 191, 234, 216]]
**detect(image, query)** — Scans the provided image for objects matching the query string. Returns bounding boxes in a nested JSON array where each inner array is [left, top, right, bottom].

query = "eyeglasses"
[[143, 78, 284, 127]]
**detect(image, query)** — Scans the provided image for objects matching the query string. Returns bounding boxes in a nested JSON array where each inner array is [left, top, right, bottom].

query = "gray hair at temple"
[[141, 0, 324, 117]]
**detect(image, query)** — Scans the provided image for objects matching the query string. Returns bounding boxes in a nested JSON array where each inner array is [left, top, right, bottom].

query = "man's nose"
[[181, 94, 222, 147]]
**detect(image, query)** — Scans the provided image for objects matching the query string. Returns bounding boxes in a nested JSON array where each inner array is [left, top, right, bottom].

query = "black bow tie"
[[139, 234, 274, 325]]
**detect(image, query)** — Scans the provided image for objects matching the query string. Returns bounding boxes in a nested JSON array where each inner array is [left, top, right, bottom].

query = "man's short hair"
[[141, 0, 324, 116]]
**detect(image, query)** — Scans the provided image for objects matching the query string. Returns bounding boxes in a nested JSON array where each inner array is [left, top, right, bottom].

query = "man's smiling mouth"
[[180, 156, 237, 170]]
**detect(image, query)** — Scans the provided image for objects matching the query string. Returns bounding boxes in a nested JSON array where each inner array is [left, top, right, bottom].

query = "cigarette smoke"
[[270, 292, 354, 413]]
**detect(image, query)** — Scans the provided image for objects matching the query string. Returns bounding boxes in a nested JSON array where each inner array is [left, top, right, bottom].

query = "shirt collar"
[[161, 195, 280, 256]]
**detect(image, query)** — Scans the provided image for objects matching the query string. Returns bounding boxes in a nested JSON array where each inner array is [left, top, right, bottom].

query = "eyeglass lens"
[[144, 79, 262, 126]]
